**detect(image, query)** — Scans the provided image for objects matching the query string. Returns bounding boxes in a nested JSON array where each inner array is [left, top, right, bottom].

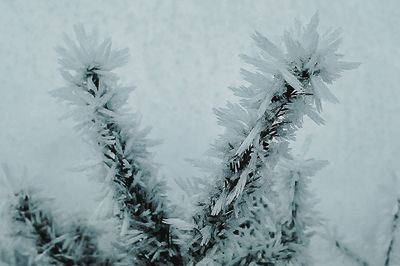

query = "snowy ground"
[[0, 1, 399, 265]]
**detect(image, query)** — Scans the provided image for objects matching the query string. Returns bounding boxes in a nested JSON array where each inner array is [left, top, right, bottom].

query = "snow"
[[0, 0, 399, 264]]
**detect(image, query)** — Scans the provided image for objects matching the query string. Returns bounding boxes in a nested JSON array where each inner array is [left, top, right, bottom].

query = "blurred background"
[[0, 0, 399, 264]]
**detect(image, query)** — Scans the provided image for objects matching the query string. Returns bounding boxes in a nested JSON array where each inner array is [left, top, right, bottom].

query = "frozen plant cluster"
[[1, 14, 395, 266], [173, 14, 358, 265], [52, 26, 182, 265]]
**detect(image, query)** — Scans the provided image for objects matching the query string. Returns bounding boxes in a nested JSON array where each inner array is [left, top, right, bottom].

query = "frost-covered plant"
[[273, 155, 327, 265], [52, 26, 182, 265], [169, 14, 358, 265], [0, 166, 110, 265]]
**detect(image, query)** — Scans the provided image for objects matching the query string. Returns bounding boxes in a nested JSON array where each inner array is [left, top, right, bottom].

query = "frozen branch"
[[53, 26, 182, 265], [184, 14, 358, 264]]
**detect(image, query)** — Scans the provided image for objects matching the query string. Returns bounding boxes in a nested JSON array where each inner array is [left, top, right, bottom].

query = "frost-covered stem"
[[190, 83, 309, 260], [187, 14, 358, 264], [384, 198, 400, 266], [14, 192, 61, 263], [53, 26, 182, 264], [11, 190, 109, 265], [280, 172, 303, 261], [229, 77, 311, 175], [334, 239, 369, 266], [272, 158, 326, 264], [88, 71, 182, 264]]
